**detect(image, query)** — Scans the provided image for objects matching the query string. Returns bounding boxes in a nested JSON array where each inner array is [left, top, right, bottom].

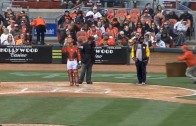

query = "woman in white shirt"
[[3, 34, 15, 45], [1, 28, 15, 45]]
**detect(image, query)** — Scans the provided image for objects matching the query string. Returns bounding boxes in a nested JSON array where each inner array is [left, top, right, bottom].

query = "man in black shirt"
[[78, 36, 96, 84]]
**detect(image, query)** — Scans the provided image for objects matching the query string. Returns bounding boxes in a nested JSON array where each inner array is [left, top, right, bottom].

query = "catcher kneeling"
[[62, 37, 81, 86]]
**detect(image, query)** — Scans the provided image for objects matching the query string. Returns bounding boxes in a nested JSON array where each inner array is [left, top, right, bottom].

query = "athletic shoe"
[[142, 82, 146, 85], [87, 82, 93, 84], [136, 82, 142, 85]]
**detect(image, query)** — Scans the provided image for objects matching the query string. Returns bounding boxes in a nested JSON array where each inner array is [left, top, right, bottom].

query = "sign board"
[[62, 46, 129, 64], [0, 45, 52, 63]]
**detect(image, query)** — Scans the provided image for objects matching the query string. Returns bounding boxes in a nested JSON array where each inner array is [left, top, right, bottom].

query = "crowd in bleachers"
[[58, 3, 194, 48], [0, 7, 31, 45]]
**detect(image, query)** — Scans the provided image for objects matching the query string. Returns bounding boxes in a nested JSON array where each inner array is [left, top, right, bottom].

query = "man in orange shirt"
[[30, 16, 46, 45], [62, 37, 81, 86], [178, 45, 196, 83], [98, 33, 115, 46]]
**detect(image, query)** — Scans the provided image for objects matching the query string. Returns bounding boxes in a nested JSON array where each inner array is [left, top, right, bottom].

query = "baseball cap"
[[93, 6, 97, 10], [119, 31, 124, 35], [181, 45, 188, 50], [14, 24, 19, 27]]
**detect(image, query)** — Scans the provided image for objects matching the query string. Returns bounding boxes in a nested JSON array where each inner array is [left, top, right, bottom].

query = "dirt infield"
[[0, 64, 196, 105]]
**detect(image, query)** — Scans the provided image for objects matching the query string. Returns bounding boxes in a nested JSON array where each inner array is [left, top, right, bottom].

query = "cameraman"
[[78, 36, 96, 84]]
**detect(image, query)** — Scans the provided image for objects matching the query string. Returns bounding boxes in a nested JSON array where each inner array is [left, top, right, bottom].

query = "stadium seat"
[[107, 8, 115, 17], [116, 9, 127, 16], [129, 8, 141, 16], [129, 14, 139, 24]]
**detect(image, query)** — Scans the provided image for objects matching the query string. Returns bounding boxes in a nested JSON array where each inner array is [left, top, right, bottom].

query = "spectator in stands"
[[155, 27, 163, 41], [154, 6, 165, 28], [87, 24, 101, 41], [98, 32, 115, 46], [116, 31, 128, 46], [92, 6, 102, 19], [58, 18, 70, 45], [165, 11, 179, 21], [179, 10, 193, 38], [123, 25, 132, 39], [162, 21, 176, 39], [140, 18, 150, 35], [124, 16, 136, 32], [97, 21, 105, 36], [86, 7, 94, 18], [144, 33, 152, 47], [80, 23, 90, 32], [7, 20, 15, 33], [78, 36, 96, 84], [155, 5, 163, 15], [59, 11, 71, 25], [143, 3, 154, 18], [179, 10, 193, 25], [105, 23, 118, 39], [111, 18, 120, 29], [155, 35, 166, 48], [16, 11, 30, 26], [15, 34, 26, 45], [66, 24, 77, 43], [11, 24, 22, 40], [1, 29, 15, 45], [4, 7, 15, 26], [30, 16, 46, 45], [0, 14, 5, 26], [174, 19, 188, 46], [161, 31, 172, 48], [74, 11, 84, 23], [148, 22, 159, 35], [141, 9, 152, 20]]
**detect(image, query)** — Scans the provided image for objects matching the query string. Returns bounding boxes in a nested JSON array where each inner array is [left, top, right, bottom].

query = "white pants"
[[67, 60, 77, 70]]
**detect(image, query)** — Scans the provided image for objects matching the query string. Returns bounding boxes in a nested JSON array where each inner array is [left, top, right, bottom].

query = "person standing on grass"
[[78, 36, 96, 84], [177, 45, 196, 84], [131, 36, 150, 85]]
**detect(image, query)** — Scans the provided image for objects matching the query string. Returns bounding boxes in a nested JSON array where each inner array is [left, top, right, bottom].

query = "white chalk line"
[[1, 82, 196, 99]]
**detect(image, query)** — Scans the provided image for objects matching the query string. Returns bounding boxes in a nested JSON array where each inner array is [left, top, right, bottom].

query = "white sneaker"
[[142, 82, 146, 85]]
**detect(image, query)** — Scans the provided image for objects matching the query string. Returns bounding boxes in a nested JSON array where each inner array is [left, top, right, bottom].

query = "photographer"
[[78, 36, 96, 84]]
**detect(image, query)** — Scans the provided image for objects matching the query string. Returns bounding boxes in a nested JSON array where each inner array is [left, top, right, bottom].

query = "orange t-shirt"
[[30, 17, 46, 26], [178, 50, 196, 67], [98, 38, 115, 46]]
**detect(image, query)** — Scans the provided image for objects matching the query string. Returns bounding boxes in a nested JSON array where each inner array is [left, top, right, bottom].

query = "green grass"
[[0, 70, 196, 126], [0, 96, 196, 126], [0, 70, 195, 89]]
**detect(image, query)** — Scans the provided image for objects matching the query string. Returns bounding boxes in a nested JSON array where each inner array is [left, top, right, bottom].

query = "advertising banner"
[[62, 46, 129, 64], [33, 23, 57, 37], [0, 45, 52, 63]]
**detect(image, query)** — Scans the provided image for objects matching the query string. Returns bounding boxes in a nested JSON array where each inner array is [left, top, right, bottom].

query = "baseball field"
[[0, 64, 196, 126]]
